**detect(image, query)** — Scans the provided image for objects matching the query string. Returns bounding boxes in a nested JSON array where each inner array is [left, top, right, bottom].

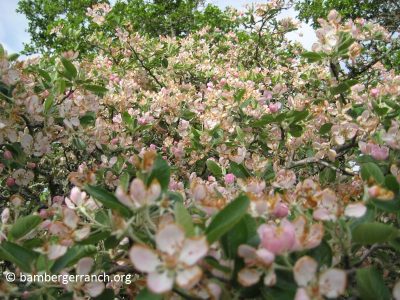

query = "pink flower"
[[224, 173, 235, 184], [6, 177, 15, 187], [273, 202, 289, 218], [129, 224, 208, 294], [3, 150, 12, 160], [258, 220, 296, 254], [359, 141, 389, 160], [269, 102, 281, 113], [370, 88, 379, 98]]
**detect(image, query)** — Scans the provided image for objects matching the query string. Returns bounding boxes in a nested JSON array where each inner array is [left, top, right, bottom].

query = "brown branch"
[[288, 157, 356, 176]]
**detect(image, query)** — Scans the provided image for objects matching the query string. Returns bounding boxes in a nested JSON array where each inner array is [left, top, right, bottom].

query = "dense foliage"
[[1, 1, 400, 299], [17, 0, 236, 55]]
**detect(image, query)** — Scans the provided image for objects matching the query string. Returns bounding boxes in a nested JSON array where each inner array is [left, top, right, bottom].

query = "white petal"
[[63, 208, 79, 229], [85, 281, 105, 297], [238, 244, 257, 260], [263, 271, 277, 286], [156, 224, 185, 255], [147, 271, 174, 294], [176, 265, 203, 289], [393, 280, 400, 300], [129, 178, 147, 206], [115, 186, 134, 208], [255, 248, 275, 266], [147, 180, 161, 203], [318, 268, 347, 298], [344, 203, 367, 218], [293, 256, 318, 287], [74, 226, 90, 241], [48, 245, 68, 260], [294, 288, 311, 300], [238, 268, 261, 287], [179, 237, 208, 266], [77, 257, 94, 275], [129, 245, 160, 273]]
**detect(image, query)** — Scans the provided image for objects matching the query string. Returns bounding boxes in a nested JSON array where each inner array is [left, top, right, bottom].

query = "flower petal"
[[77, 257, 94, 275], [293, 256, 318, 287], [156, 223, 185, 255], [179, 237, 208, 266], [129, 245, 160, 273], [176, 265, 203, 289], [48, 245, 68, 260], [85, 281, 105, 297], [393, 280, 400, 300], [294, 288, 311, 300], [318, 268, 347, 298], [147, 271, 174, 294], [238, 268, 261, 287], [344, 203, 367, 218]]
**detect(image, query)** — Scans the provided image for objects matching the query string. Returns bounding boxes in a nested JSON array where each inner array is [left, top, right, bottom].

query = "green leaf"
[[206, 160, 223, 177], [319, 167, 336, 185], [356, 267, 391, 300], [330, 79, 358, 95], [229, 161, 251, 178], [206, 194, 250, 243], [84, 185, 132, 217], [60, 57, 77, 79], [174, 202, 195, 237], [83, 84, 108, 96], [220, 214, 257, 258], [385, 174, 399, 194], [0, 241, 38, 272], [147, 155, 170, 191], [337, 32, 355, 54], [37, 69, 52, 83], [360, 162, 384, 184], [251, 114, 275, 127], [51, 245, 96, 273], [301, 51, 325, 63], [9, 215, 42, 240], [43, 95, 54, 114], [136, 288, 163, 300], [289, 124, 303, 137], [319, 123, 333, 135], [79, 111, 96, 127], [352, 222, 398, 245], [234, 88, 246, 102], [8, 53, 19, 62]]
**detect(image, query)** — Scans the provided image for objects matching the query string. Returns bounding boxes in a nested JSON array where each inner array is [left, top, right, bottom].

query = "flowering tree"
[[1, 1, 400, 299]]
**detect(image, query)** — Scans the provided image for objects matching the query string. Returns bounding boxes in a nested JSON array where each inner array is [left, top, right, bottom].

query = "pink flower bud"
[[111, 138, 119, 145], [6, 177, 15, 187], [27, 162, 36, 169], [370, 88, 379, 98], [224, 173, 236, 184], [273, 202, 289, 218], [3, 150, 13, 160], [39, 209, 48, 218], [208, 175, 216, 182], [149, 144, 157, 150]]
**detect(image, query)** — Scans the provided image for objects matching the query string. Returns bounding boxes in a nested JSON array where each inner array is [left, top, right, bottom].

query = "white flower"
[[116, 178, 161, 209], [293, 256, 347, 299], [129, 224, 208, 294], [12, 169, 34, 186]]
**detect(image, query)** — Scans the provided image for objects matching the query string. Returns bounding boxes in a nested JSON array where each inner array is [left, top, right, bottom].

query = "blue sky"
[[0, 0, 316, 54]]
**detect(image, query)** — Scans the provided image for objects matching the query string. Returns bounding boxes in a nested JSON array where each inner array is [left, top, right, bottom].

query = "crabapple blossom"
[[258, 219, 296, 254], [129, 224, 208, 293]]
